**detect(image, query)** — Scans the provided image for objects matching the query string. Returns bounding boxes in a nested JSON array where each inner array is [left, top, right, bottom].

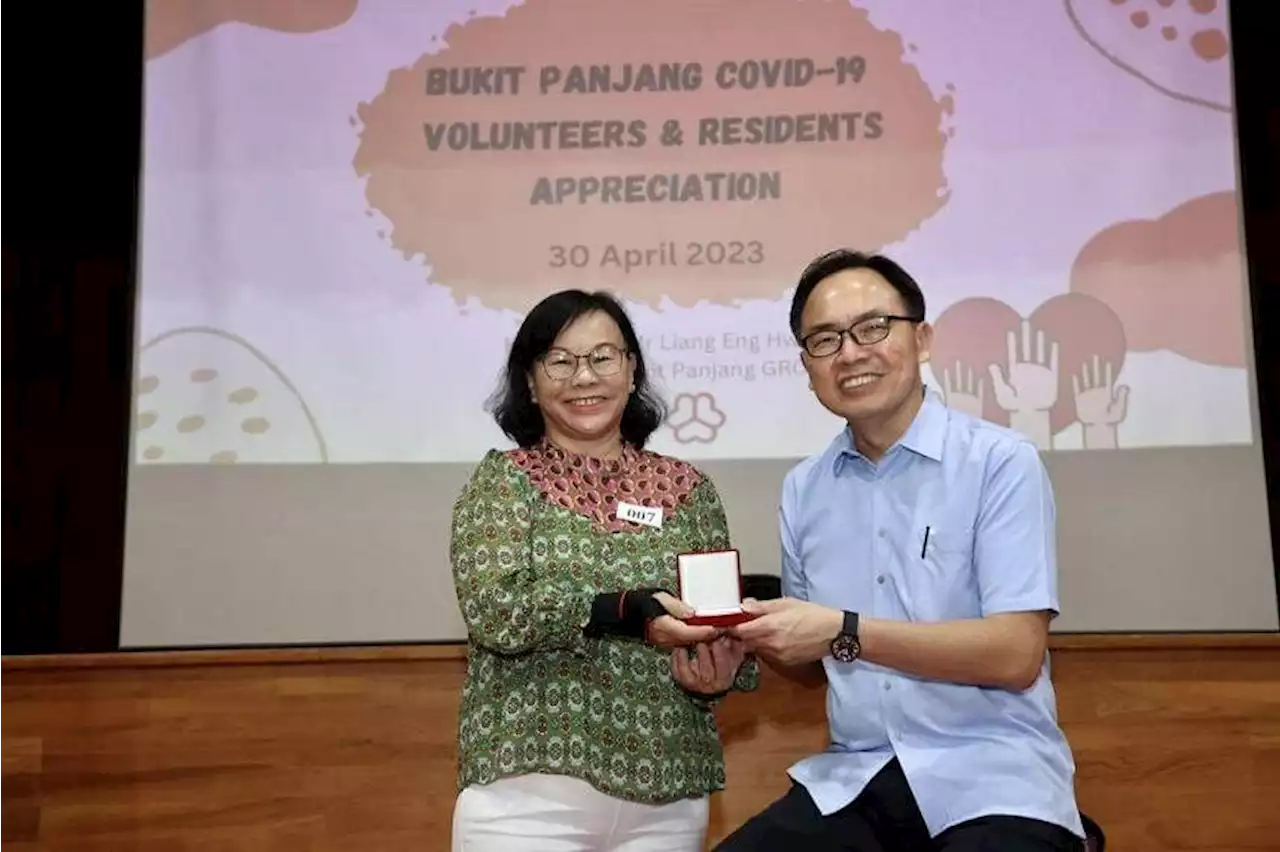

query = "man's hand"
[[670, 636, 745, 696], [645, 591, 721, 648], [730, 597, 843, 666]]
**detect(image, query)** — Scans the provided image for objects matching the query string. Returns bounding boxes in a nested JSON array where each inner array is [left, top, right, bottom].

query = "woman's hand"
[[671, 636, 746, 697], [644, 591, 721, 648]]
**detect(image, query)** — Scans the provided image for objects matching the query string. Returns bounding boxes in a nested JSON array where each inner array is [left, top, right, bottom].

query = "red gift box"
[[676, 548, 756, 627]]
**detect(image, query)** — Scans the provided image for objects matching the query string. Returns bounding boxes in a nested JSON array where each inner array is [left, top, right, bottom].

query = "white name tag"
[[617, 501, 663, 529]]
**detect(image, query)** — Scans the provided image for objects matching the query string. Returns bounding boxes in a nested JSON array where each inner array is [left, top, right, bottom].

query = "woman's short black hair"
[[789, 249, 927, 340], [487, 289, 668, 449]]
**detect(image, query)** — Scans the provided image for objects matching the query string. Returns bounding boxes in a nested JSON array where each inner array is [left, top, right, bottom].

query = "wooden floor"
[[4, 635, 1279, 851]]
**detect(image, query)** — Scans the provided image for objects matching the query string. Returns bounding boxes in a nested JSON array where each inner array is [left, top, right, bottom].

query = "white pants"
[[451, 773, 709, 852]]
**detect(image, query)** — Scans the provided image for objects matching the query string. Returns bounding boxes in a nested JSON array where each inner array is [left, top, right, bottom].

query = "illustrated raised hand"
[[940, 361, 985, 419], [987, 320, 1059, 449], [1073, 354, 1129, 450], [988, 320, 1059, 412]]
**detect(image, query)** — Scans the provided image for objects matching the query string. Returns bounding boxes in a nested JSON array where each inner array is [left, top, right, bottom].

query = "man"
[[720, 250, 1084, 851]]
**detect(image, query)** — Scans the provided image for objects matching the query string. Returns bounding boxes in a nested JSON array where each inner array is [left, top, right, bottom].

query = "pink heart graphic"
[[931, 292, 1127, 435], [1070, 191, 1245, 369]]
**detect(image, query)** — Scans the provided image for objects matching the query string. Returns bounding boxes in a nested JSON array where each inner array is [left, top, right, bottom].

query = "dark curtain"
[[1231, 1, 1280, 592], [2, 4, 145, 653]]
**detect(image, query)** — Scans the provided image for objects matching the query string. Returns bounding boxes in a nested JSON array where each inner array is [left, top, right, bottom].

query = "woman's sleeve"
[[690, 475, 760, 695], [450, 450, 594, 656]]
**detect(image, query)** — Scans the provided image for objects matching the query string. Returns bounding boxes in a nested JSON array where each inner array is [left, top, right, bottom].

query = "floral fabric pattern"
[[451, 445, 758, 805], [509, 439, 703, 534]]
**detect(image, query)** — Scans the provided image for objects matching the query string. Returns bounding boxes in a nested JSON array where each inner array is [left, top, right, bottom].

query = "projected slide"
[[136, 0, 1250, 463]]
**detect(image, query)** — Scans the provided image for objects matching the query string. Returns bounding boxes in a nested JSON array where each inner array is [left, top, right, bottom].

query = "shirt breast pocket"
[[907, 525, 980, 621]]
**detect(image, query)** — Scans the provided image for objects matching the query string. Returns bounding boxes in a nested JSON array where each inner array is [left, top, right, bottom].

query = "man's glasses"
[[800, 315, 920, 358], [538, 344, 630, 380]]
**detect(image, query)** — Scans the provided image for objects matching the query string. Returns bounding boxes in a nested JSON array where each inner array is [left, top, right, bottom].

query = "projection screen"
[[122, 0, 1278, 647]]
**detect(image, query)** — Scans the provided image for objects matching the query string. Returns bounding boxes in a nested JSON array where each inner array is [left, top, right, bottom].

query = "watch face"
[[831, 634, 860, 663]]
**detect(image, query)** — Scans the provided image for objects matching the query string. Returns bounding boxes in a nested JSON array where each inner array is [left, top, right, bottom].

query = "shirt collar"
[[900, 390, 948, 462], [833, 389, 948, 470]]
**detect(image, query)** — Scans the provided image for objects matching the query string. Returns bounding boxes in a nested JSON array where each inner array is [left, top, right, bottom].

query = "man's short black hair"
[[789, 249, 927, 340]]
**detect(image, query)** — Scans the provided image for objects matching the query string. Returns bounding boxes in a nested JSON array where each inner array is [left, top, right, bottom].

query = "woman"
[[450, 289, 758, 851]]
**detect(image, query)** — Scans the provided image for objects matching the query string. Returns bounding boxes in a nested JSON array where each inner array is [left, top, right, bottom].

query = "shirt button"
[[883, 681, 892, 691], [878, 529, 887, 538], [877, 575, 886, 584]]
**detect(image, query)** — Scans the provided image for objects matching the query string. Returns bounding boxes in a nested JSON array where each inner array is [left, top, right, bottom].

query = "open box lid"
[[676, 549, 754, 627]]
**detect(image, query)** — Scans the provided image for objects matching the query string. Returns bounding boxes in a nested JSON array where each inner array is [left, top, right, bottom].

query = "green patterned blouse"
[[451, 443, 759, 805]]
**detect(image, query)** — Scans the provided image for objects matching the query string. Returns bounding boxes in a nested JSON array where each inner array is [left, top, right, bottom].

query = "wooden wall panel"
[[4, 637, 1278, 851]]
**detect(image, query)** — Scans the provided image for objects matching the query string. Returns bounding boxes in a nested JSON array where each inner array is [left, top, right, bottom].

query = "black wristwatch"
[[830, 610, 861, 663]]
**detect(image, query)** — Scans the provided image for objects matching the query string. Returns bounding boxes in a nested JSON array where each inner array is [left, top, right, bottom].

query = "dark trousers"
[[714, 759, 1082, 852]]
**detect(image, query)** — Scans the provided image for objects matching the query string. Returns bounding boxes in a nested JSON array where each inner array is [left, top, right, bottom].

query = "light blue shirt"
[[780, 392, 1082, 838]]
